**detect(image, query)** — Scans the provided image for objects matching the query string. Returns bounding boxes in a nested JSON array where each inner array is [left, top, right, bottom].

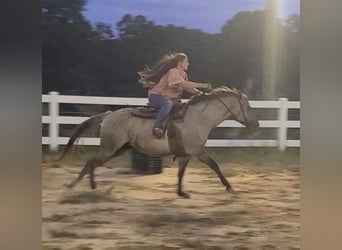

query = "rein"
[[216, 93, 247, 123]]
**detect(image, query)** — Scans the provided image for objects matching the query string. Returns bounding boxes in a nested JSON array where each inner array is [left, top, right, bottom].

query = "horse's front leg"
[[197, 151, 234, 193], [177, 156, 192, 198]]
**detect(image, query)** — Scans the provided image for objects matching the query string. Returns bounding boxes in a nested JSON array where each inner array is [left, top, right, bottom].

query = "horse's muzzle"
[[248, 120, 260, 131]]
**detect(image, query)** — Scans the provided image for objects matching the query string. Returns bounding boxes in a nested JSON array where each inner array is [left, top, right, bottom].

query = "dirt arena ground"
[[42, 150, 300, 250]]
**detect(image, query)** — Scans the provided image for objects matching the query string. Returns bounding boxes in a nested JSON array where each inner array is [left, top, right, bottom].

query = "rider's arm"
[[184, 87, 202, 94], [168, 68, 209, 89], [178, 80, 209, 89]]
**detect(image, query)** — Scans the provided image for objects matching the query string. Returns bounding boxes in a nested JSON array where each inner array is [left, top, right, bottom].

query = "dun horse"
[[59, 87, 259, 198]]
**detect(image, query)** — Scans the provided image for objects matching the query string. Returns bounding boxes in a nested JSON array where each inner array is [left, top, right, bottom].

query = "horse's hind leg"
[[88, 143, 129, 189], [66, 137, 127, 189], [65, 150, 113, 189], [197, 151, 234, 192]]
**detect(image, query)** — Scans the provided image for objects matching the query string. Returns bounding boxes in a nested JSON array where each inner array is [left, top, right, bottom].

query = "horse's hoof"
[[90, 180, 97, 189], [226, 186, 236, 194], [178, 192, 191, 199], [64, 183, 74, 189]]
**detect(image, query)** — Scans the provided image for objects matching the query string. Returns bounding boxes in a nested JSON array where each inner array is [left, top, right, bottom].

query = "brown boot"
[[152, 127, 164, 138]]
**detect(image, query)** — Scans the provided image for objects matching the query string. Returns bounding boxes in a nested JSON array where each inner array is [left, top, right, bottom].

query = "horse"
[[59, 86, 259, 198]]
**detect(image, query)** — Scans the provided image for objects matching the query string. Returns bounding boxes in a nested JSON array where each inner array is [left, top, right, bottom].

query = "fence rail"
[[42, 92, 300, 151]]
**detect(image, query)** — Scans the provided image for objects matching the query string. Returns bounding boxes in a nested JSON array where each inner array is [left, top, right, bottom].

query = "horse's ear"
[[239, 88, 249, 99]]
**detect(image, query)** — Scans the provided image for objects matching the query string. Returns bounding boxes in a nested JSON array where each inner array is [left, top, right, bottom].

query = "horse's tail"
[[57, 111, 111, 161]]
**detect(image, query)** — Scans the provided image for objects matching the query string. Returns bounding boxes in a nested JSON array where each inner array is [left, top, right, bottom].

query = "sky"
[[83, 0, 300, 34]]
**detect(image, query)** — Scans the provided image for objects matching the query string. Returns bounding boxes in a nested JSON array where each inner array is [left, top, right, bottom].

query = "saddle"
[[131, 102, 188, 121], [132, 101, 191, 156]]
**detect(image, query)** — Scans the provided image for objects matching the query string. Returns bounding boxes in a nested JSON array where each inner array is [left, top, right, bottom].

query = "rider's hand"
[[198, 83, 212, 90], [205, 83, 212, 90]]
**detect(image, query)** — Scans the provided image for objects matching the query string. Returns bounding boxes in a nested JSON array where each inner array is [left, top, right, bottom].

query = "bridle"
[[216, 93, 249, 125]]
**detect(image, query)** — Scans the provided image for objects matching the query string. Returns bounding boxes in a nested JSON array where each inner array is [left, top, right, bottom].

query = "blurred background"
[[42, 0, 300, 143], [42, 0, 299, 99]]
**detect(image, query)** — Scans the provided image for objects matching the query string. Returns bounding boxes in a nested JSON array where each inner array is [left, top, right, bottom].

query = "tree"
[[117, 14, 155, 40], [42, 7, 299, 101], [219, 11, 268, 97], [42, 0, 93, 94]]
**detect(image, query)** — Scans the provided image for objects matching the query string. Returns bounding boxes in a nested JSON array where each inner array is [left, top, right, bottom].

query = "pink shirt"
[[149, 68, 187, 100]]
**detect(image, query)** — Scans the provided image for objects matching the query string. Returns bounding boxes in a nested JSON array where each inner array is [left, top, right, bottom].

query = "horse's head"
[[231, 89, 259, 131], [211, 87, 259, 131], [189, 86, 259, 131]]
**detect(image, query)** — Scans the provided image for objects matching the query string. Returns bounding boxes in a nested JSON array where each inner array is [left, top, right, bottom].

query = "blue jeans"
[[148, 93, 173, 128]]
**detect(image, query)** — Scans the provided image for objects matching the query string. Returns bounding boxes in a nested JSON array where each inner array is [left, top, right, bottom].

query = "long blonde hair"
[[138, 52, 187, 88]]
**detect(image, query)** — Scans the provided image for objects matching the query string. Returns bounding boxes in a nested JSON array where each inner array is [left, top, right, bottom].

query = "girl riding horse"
[[138, 52, 211, 138]]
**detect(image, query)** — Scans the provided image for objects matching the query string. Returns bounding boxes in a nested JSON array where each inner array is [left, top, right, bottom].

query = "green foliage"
[[42, 1, 299, 101]]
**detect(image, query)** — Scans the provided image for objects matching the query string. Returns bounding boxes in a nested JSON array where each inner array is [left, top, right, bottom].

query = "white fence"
[[42, 91, 300, 151]]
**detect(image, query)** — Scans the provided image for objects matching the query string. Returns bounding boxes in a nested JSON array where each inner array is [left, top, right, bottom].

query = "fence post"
[[49, 91, 59, 151], [277, 97, 288, 151]]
